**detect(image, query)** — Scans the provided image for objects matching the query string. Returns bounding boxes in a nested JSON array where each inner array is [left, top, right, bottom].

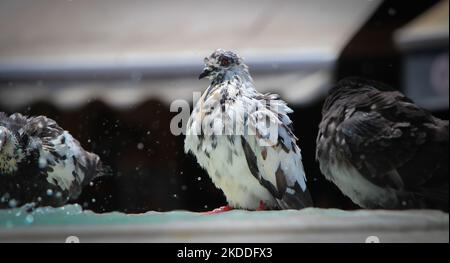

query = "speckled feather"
[[0, 112, 107, 208], [316, 77, 449, 211], [185, 49, 312, 210]]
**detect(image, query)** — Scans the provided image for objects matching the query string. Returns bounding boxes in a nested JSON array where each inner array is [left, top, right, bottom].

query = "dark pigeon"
[[316, 77, 448, 212]]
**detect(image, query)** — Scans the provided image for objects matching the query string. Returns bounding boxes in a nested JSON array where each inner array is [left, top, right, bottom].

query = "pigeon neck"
[[212, 66, 254, 87]]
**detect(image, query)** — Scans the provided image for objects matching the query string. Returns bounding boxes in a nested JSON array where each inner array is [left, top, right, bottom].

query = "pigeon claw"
[[256, 200, 267, 211], [203, 205, 233, 215]]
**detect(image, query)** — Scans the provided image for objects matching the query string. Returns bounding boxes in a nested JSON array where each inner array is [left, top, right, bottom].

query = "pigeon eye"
[[220, 57, 231, 66]]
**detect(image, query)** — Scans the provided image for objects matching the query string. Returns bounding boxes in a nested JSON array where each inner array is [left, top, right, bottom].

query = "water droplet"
[[1, 193, 10, 202], [173, 194, 178, 199], [46, 189, 53, 196], [181, 185, 187, 191], [25, 215, 34, 224], [89, 182, 94, 187], [38, 157, 48, 169], [137, 143, 144, 150], [91, 198, 96, 203], [197, 177, 202, 181], [56, 192, 62, 198], [8, 199, 17, 208], [388, 7, 396, 16]]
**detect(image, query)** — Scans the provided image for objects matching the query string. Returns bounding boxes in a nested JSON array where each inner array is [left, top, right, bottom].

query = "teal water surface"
[[0, 204, 316, 228]]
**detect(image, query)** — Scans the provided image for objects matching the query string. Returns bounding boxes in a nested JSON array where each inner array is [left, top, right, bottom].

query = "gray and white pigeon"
[[316, 77, 449, 211], [0, 112, 108, 208], [185, 49, 313, 212]]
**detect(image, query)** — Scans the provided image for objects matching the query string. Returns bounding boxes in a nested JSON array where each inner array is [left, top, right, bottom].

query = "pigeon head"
[[0, 127, 12, 153], [330, 77, 397, 94], [199, 49, 251, 84], [0, 126, 22, 174]]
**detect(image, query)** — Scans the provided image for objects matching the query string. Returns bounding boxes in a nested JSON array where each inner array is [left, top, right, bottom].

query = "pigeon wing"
[[23, 115, 103, 198], [336, 88, 448, 193], [240, 94, 313, 209]]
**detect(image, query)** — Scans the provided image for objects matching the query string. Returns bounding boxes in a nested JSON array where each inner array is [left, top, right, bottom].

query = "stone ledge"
[[0, 206, 448, 243]]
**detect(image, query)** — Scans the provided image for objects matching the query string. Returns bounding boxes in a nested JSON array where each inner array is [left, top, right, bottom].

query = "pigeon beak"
[[198, 67, 212, 79]]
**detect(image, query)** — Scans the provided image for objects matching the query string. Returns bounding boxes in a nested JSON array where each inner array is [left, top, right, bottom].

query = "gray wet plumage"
[[185, 49, 313, 210], [316, 77, 449, 211], [0, 112, 109, 208]]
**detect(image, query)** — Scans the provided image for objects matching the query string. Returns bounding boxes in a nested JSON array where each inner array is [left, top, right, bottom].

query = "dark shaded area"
[[336, 0, 440, 89], [1, 100, 227, 213], [292, 102, 358, 210], [2, 97, 354, 213]]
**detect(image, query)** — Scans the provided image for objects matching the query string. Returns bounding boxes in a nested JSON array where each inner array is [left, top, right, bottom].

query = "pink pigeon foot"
[[203, 205, 233, 214], [256, 201, 267, 211]]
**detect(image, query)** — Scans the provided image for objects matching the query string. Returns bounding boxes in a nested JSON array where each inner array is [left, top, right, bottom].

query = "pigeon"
[[0, 112, 108, 209], [185, 49, 313, 212], [316, 77, 449, 211]]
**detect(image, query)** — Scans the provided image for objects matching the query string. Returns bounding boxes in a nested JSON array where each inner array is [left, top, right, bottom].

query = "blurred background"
[[0, 0, 448, 213]]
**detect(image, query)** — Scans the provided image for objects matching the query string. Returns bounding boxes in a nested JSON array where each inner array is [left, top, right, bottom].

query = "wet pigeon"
[[0, 112, 108, 208], [316, 77, 449, 211], [185, 49, 313, 212]]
